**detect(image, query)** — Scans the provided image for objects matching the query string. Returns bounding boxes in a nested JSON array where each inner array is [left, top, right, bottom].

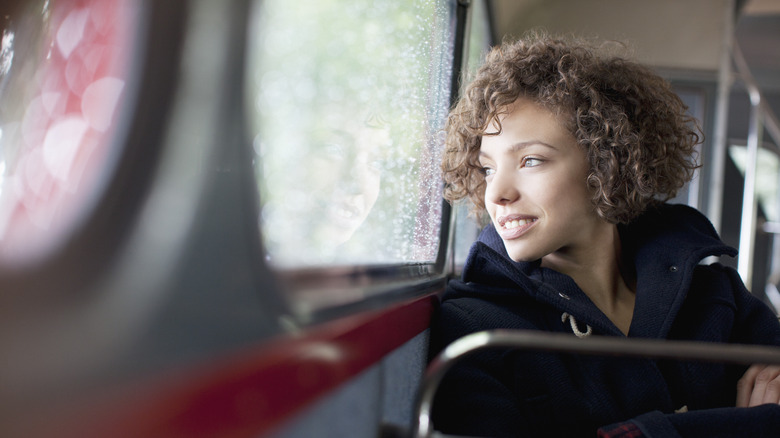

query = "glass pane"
[[465, 0, 491, 78], [729, 144, 780, 222], [452, 200, 483, 271], [0, 0, 136, 264], [669, 86, 707, 208], [452, 0, 491, 271], [247, 0, 455, 267]]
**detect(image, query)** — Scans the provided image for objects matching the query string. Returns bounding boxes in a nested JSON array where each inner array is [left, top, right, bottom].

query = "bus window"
[[245, 0, 456, 268], [464, 0, 491, 78], [0, 0, 136, 265], [729, 144, 780, 222]]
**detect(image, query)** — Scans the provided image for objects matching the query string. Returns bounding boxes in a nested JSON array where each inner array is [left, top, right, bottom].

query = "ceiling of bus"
[[489, 0, 780, 93], [741, 0, 780, 15], [490, 0, 730, 72]]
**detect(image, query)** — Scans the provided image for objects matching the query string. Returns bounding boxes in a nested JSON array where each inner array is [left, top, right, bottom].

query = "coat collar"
[[457, 203, 736, 338]]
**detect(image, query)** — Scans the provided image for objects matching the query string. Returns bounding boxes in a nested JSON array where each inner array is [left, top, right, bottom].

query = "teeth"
[[504, 219, 532, 229]]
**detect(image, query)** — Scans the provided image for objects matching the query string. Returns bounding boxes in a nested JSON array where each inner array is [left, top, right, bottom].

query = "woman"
[[432, 32, 780, 437]]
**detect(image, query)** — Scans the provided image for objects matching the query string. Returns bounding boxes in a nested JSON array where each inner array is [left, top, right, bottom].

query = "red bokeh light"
[[0, 0, 135, 263]]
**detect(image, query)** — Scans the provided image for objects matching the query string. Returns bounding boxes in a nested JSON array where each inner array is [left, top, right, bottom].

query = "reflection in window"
[[247, 0, 455, 267], [0, 0, 135, 263]]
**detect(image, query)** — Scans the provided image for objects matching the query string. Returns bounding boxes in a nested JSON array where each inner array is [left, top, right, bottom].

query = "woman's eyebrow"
[[479, 140, 557, 158], [509, 140, 557, 151]]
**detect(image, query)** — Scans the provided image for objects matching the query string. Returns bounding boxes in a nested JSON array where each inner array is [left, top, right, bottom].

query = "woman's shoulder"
[[431, 279, 547, 356], [438, 279, 546, 332], [444, 276, 537, 308], [687, 262, 780, 344]]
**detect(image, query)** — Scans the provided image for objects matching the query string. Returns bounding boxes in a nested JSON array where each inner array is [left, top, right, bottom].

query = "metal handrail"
[[732, 42, 780, 290], [411, 329, 780, 438]]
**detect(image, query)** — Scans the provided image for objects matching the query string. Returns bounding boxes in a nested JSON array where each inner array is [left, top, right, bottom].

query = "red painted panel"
[[22, 293, 438, 438]]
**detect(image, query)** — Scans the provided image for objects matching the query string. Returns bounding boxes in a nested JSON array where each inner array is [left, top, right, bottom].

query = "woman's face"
[[310, 125, 384, 246], [479, 98, 605, 263]]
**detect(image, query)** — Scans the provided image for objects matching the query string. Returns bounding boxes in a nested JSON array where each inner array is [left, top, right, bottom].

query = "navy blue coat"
[[431, 204, 780, 437]]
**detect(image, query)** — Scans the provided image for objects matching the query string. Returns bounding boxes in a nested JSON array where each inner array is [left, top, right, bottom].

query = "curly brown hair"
[[442, 32, 701, 224]]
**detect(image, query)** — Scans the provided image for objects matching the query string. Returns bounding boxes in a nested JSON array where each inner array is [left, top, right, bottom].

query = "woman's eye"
[[523, 157, 543, 168], [482, 167, 495, 177]]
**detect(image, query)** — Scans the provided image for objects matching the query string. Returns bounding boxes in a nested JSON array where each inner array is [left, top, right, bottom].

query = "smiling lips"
[[497, 215, 537, 239]]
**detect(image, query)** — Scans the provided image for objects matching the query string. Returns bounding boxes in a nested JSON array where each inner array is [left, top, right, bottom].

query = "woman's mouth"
[[497, 215, 537, 239], [503, 218, 535, 230]]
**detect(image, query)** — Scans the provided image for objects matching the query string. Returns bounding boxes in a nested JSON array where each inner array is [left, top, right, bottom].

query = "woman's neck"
[[541, 223, 636, 334]]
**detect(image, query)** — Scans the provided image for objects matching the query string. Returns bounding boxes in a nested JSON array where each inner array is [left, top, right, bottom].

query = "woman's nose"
[[484, 169, 519, 205]]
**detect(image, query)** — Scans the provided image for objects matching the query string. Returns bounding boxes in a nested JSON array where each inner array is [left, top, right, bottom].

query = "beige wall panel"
[[492, 0, 730, 71]]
